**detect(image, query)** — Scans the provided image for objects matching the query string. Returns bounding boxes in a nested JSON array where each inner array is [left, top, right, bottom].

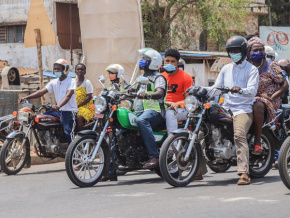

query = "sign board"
[[210, 57, 232, 72], [24, 0, 56, 47], [260, 26, 290, 60]]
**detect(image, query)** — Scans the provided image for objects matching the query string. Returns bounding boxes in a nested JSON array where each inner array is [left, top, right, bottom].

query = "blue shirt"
[[214, 60, 259, 116]]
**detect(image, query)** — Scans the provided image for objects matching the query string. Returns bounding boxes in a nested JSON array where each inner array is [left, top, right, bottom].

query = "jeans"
[[136, 110, 164, 159], [44, 110, 76, 144]]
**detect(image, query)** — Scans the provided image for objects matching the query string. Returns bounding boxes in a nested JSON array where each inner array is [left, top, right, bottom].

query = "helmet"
[[139, 48, 162, 70], [106, 64, 124, 78], [265, 46, 275, 61], [278, 59, 288, 68], [178, 58, 185, 70], [226, 36, 248, 60], [54, 59, 69, 74]]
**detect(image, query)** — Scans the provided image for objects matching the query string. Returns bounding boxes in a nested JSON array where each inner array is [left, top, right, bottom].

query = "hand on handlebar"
[[137, 92, 151, 99], [18, 97, 27, 104], [52, 105, 60, 111], [231, 86, 243, 94]]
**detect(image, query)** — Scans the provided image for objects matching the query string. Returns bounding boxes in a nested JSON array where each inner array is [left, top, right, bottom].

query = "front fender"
[[76, 130, 98, 137], [6, 130, 26, 139], [171, 129, 193, 139]]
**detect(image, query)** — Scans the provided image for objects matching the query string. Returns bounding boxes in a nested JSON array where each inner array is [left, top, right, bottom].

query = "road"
[[0, 162, 289, 218]]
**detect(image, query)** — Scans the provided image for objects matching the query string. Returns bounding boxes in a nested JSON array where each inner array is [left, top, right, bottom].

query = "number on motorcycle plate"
[[94, 114, 104, 119]]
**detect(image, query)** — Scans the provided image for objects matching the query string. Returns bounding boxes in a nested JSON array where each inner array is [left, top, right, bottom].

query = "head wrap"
[[248, 36, 265, 47]]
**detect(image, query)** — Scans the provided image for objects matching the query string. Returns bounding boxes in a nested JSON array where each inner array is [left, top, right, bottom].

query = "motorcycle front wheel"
[[159, 132, 201, 187], [278, 136, 290, 190], [65, 135, 110, 187], [0, 135, 29, 175]]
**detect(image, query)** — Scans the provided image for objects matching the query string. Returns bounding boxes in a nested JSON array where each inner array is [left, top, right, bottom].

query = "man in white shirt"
[[214, 36, 259, 185], [19, 59, 78, 143]]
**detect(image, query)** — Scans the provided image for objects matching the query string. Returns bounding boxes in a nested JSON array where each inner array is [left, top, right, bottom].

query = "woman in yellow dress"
[[74, 63, 94, 131]]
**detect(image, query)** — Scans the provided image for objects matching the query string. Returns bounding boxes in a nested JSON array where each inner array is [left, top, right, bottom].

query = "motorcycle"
[[159, 86, 276, 187], [0, 101, 94, 175], [65, 76, 170, 187]]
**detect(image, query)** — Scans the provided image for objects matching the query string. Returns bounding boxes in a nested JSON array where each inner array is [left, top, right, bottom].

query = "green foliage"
[[141, 0, 251, 51]]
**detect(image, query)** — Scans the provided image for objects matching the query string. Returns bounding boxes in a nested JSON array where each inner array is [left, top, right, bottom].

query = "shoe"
[[143, 157, 159, 169], [193, 175, 203, 181], [272, 161, 278, 170], [100, 173, 117, 182], [237, 175, 251, 185], [252, 145, 263, 155]]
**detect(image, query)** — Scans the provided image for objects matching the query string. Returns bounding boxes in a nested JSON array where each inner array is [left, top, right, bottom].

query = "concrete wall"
[[0, 0, 81, 71]]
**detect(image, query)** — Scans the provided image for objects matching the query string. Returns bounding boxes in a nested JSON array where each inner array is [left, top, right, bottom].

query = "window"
[[199, 31, 207, 51], [0, 25, 26, 43]]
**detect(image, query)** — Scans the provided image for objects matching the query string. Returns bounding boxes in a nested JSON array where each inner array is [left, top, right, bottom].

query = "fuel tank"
[[207, 103, 233, 124], [35, 114, 62, 129]]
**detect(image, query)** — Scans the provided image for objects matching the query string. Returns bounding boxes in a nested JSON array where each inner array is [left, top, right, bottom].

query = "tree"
[[141, 0, 250, 51]]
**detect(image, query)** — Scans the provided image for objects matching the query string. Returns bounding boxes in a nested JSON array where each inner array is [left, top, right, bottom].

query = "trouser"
[[165, 108, 188, 135], [233, 112, 253, 175], [44, 110, 77, 144], [136, 110, 164, 159]]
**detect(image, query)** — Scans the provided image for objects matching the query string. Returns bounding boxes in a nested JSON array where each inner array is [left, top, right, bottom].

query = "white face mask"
[[54, 72, 63, 78], [266, 57, 272, 62]]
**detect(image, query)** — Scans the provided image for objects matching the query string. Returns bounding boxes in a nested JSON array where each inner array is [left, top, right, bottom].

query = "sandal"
[[252, 145, 263, 155], [272, 161, 278, 170], [237, 175, 251, 185]]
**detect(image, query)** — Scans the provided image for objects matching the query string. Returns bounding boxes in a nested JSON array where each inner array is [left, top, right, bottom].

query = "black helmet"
[[226, 36, 248, 60]]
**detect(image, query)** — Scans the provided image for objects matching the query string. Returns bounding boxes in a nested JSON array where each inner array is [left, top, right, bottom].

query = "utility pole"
[[268, 2, 272, 26]]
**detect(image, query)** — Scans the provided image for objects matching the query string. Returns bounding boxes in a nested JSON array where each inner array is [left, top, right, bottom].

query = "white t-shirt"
[[45, 76, 78, 112], [72, 78, 93, 93]]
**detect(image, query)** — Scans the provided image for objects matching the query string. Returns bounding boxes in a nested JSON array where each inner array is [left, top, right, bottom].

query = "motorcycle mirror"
[[98, 75, 106, 88], [136, 76, 149, 85]]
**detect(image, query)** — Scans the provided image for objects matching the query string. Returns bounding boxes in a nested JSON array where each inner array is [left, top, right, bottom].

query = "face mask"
[[250, 52, 264, 63], [266, 57, 272, 62], [163, 64, 176, 73], [54, 72, 63, 78], [139, 59, 147, 69], [229, 53, 242, 63]]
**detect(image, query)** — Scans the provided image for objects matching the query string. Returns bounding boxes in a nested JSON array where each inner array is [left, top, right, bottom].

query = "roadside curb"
[[30, 152, 64, 165]]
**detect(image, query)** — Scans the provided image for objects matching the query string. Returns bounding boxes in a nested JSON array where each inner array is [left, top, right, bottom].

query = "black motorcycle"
[[159, 86, 276, 187]]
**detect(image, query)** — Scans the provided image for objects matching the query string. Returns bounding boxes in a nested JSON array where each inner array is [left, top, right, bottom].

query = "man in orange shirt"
[[162, 49, 193, 134]]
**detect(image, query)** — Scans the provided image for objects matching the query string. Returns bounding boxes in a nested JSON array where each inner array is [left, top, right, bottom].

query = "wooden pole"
[[34, 29, 45, 104]]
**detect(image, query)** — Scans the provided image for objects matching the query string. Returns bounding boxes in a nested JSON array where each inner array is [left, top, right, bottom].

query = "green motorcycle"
[[65, 76, 168, 187]]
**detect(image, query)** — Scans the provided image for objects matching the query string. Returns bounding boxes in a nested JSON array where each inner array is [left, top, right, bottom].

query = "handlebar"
[[215, 87, 243, 94]]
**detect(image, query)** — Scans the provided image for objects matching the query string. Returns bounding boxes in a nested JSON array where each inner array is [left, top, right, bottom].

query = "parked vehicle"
[[159, 86, 276, 187], [65, 76, 170, 187], [0, 101, 95, 175], [278, 137, 290, 190]]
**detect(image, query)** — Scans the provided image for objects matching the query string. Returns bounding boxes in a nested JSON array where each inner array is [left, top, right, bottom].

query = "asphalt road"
[[0, 162, 289, 218]]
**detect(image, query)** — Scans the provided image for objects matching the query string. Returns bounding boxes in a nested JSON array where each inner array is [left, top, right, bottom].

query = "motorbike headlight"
[[94, 96, 107, 113], [185, 96, 199, 112], [18, 111, 29, 122], [118, 100, 132, 111]]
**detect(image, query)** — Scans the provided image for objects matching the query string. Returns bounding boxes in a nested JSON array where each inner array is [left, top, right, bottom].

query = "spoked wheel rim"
[[4, 138, 27, 171], [165, 137, 198, 182], [71, 138, 105, 183]]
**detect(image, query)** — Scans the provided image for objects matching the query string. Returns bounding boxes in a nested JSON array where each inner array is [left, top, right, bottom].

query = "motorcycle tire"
[[159, 132, 201, 187], [0, 135, 29, 175], [278, 136, 290, 190], [65, 135, 110, 187], [0, 134, 7, 171], [249, 129, 275, 178]]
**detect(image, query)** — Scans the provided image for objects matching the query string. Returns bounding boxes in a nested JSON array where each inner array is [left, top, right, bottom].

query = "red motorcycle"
[[0, 101, 78, 175]]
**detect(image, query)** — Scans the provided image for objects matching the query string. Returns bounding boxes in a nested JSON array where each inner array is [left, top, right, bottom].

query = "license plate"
[[94, 114, 104, 119]]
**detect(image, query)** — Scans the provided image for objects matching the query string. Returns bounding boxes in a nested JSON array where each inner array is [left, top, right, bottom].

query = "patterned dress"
[[256, 61, 285, 121], [76, 84, 94, 122]]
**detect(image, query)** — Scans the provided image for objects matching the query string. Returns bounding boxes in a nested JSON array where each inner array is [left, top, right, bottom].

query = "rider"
[[214, 36, 259, 185], [106, 64, 129, 91], [19, 59, 78, 144], [134, 48, 167, 169]]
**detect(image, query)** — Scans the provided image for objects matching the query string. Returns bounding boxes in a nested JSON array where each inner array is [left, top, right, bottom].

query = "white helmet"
[[274, 52, 279, 62], [54, 59, 69, 74], [106, 64, 124, 78], [264, 46, 275, 61], [139, 48, 162, 70]]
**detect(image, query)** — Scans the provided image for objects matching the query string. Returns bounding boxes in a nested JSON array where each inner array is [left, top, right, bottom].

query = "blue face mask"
[[54, 72, 63, 78], [163, 64, 176, 73], [229, 53, 242, 63], [250, 51, 264, 63], [139, 59, 147, 69]]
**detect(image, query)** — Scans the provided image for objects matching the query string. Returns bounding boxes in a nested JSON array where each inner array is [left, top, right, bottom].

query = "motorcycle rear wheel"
[[249, 129, 275, 178], [159, 133, 201, 187], [278, 136, 290, 190], [65, 135, 110, 187], [0, 135, 29, 175], [0, 134, 7, 171]]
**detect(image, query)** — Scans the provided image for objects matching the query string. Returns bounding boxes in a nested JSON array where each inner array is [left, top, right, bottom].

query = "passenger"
[[134, 48, 167, 169], [214, 36, 259, 185], [19, 59, 78, 144], [248, 37, 288, 155], [162, 48, 207, 180], [73, 63, 94, 131]]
